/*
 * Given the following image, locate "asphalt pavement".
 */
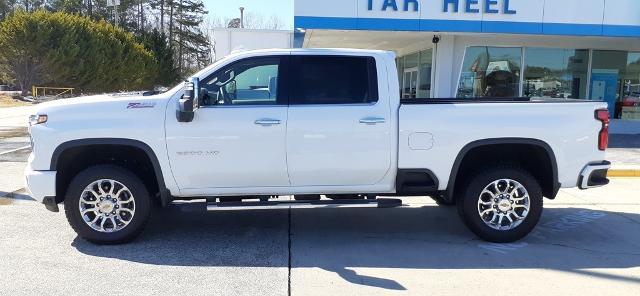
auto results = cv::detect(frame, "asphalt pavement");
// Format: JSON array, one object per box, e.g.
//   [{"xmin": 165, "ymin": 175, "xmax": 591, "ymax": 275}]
[{"xmin": 1, "ymin": 180, "xmax": 640, "ymax": 295}]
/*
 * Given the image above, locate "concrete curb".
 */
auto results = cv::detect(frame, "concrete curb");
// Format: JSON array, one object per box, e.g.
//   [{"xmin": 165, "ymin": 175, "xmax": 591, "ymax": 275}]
[{"xmin": 608, "ymin": 169, "xmax": 640, "ymax": 178}]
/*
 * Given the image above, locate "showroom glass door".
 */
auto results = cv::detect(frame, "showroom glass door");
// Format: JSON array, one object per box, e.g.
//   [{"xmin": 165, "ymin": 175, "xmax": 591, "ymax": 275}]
[
  {"xmin": 403, "ymin": 68, "xmax": 418, "ymax": 99},
  {"xmin": 590, "ymin": 50, "xmax": 640, "ymax": 119}
]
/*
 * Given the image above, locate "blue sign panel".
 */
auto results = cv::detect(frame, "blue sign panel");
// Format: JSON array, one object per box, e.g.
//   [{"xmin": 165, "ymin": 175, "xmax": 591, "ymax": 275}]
[
  {"xmin": 367, "ymin": 0, "xmax": 517, "ymax": 14},
  {"xmin": 295, "ymin": 0, "xmax": 640, "ymax": 38}
]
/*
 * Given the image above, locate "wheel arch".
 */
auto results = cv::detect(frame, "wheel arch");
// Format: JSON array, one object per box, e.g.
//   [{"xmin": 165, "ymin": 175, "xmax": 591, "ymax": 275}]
[
  {"xmin": 444, "ymin": 138, "xmax": 560, "ymax": 203},
  {"xmin": 51, "ymin": 138, "xmax": 171, "ymax": 206}
]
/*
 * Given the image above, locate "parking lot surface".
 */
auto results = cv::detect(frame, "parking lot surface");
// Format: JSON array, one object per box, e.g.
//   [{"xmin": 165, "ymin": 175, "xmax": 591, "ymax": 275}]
[
  {"xmin": 2, "ymin": 179, "xmax": 640, "ymax": 295},
  {"xmin": 1, "ymin": 109, "xmax": 639, "ymax": 295}
]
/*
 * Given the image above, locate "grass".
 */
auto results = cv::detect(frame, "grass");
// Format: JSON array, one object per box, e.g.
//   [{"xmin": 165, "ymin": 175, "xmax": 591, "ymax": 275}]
[{"xmin": 0, "ymin": 95, "xmax": 32, "ymax": 107}]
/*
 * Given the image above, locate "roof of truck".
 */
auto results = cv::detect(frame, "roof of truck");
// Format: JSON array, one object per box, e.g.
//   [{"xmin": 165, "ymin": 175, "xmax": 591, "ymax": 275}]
[
  {"xmin": 228, "ymin": 47, "xmax": 394, "ymax": 57},
  {"xmin": 194, "ymin": 48, "xmax": 396, "ymax": 80}
]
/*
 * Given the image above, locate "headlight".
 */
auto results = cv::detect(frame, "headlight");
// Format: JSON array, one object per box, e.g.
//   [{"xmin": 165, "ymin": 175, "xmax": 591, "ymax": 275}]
[{"xmin": 29, "ymin": 114, "xmax": 47, "ymax": 126}]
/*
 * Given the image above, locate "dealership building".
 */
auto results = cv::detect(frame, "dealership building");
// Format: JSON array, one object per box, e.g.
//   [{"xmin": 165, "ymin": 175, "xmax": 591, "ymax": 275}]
[{"xmin": 292, "ymin": 0, "xmax": 640, "ymax": 127}]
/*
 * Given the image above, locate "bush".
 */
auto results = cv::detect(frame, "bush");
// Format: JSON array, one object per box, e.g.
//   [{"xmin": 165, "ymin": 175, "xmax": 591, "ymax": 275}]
[{"xmin": 0, "ymin": 10, "xmax": 158, "ymax": 94}]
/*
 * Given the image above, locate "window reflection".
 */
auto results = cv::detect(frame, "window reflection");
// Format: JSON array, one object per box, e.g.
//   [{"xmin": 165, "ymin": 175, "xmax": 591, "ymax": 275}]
[
  {"xmin": 590, "ymin": 51, "xmax": 640, "ymax": 120},
  {"xmin": 457, "ymin": 47, "xmax": 521, "ymax": 98},
  {"xmin": 523, "ymin": 48, "xmax": 589, "ymax": 100}
]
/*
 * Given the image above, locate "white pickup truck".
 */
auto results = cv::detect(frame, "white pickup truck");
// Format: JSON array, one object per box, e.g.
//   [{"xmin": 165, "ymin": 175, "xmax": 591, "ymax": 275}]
[{"xmin": 25, "ymin": 49, "xmax": 611, "ymax": 244}]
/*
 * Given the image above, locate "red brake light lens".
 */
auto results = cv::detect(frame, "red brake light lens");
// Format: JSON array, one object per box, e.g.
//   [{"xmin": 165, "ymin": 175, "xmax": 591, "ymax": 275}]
[{"xmin": 595, "ymin": 109, "xmax": 609, "ymax": 151}]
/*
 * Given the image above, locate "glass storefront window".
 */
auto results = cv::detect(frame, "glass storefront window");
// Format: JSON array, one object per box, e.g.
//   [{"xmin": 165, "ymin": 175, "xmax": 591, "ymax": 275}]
[
  {"xmin": 591, "ymin": 51, "xmax": 640, "ymax": 120},
  {"xmin": 622, "ymin": 53, "xmax": 640, "ymax": 120},
  {"xmin": 397, "ymin": 57, "xmax": 405, "ymax": 88},
  {"xmin": 397, "ymin": 49, "xmax": 433, "ymax": 99},
  {"xmin": 418, "ymin": 49, "xmax": 432, "ymax": 98},
  {"xmin": 457, "ymin": 47, "xmax": 522, "ymax": 98},
  {"xmin": 523, "ymin": 48, "xmax": 589, "ymax": 100},
  {"xmin": 404, "ymin": 53, "xmax": 419, "ymax": 69}
]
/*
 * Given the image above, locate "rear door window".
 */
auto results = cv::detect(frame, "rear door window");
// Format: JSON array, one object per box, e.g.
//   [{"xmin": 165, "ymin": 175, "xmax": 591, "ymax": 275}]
[{"xmin": 289, "ymin": 56, "xmax": 378, "ymax": 105}]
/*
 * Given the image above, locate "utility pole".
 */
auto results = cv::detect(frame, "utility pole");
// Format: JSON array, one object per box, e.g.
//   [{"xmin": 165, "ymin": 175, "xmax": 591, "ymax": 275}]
[{"xmin": 239, "ymin": 7, "xmax": 245, "ymax": 28}]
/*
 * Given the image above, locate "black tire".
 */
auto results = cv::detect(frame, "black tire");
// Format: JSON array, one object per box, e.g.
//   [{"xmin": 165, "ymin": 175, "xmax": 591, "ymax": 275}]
[
  {"xmin": 430, "ymin": 194, "xmax": 455, "ymax": 206},
  {"xmin": 64, "ymin": 165, "xmax": 152, "ymax": 244},
  {"xmin": 457, "ymin": 165, "xmax": 543, "ymax": 243}
]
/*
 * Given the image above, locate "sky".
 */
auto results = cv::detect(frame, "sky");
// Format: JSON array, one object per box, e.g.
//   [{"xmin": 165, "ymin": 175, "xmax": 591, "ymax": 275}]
[{"xmin": 202, "ymin": 0, "xmax": 294, "ymax": 29}]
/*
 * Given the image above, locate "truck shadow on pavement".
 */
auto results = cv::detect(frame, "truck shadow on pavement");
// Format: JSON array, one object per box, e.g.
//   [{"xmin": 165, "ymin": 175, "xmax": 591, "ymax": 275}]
[{"xmin": 72, "ymin": 205, "xmax": 640, "ymax": 290}]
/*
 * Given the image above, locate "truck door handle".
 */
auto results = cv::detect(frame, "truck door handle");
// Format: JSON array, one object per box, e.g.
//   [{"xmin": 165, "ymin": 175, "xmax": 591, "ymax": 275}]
[
  {"xmin": 255, "ymin": 118, "xmax": 281, "ymax": 126},
  {"xmin": 359, "ymin": 117, "xmax": 386, "ymax": 125}
]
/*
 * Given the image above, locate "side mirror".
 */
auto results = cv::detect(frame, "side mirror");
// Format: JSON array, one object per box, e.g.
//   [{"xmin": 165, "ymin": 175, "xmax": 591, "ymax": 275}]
[{"xmin": 177, "ymin": 77, "xmax": 200, "ymax": 122}]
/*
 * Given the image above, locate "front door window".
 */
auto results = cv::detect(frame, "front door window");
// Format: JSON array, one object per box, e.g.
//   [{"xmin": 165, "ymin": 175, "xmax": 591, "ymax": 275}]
[{"xmin": 202, "ymin": 57, "xmax": 283, "ymax": 106}]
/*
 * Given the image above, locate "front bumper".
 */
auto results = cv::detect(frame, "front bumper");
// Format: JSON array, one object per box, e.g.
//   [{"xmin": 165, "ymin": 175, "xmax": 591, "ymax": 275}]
[
  {"xmin": 578, "ymin": 161, "xmax": 611, "ymax": 190},
  {"xmin": 24, "ymin": 166, "xmax": 57, "ymax": 210}
]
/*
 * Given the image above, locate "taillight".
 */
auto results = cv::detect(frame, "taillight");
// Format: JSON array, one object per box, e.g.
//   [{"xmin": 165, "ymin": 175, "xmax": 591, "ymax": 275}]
[{"xmin": 595, "ymin": 109, "xmax": 609, "ymax": 151}]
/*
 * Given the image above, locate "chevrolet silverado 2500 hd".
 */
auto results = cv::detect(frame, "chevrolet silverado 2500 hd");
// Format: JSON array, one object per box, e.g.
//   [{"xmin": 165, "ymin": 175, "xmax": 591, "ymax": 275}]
[{"xmin": 25, "ymin": 49, "xmax": 611, "ymax": 244}]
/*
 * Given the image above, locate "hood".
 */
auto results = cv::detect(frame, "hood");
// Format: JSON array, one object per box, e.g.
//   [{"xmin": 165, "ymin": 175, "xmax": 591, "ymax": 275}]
[
  {"xmin": 33, "ymin": 93, "xmax": 171, "ymax": 116},
  {"xmin": 31, "ymin": 93, "xmax": 174, "ymax": 129}
]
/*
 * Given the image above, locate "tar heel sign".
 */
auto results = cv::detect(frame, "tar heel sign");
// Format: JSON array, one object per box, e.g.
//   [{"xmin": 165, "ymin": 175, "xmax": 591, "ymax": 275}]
[{"xmin": 367, "ymin": 0, "xmax": 517, "ymax": 14}]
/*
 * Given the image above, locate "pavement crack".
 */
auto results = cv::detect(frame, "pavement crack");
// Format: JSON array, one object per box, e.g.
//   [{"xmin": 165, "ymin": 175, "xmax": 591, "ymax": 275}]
[{"xmin": 287, "ymin": 207, "xmax": 292, "ymax": 296}]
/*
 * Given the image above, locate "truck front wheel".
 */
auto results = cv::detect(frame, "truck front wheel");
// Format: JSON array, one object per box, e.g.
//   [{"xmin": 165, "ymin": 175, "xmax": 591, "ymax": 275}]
[
  {"xmin": 64, "ymin": 165, "xmax": 152, "ymax": 244},
  {"xmin": 457, "ymin": 166, "xmax": 543, "ymax": 243}
]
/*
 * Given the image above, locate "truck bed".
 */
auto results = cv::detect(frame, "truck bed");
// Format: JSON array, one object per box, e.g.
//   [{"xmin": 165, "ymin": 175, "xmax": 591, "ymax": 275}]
[{"xmin": 397, "ymin": 99, "xmax": 608, "ymax": 191}]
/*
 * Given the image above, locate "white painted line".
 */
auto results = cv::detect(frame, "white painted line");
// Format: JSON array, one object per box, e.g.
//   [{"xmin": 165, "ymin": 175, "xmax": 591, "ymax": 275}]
[{"xmin": 0, "ymin": 145, "xmax": 30, "ymax": 156}]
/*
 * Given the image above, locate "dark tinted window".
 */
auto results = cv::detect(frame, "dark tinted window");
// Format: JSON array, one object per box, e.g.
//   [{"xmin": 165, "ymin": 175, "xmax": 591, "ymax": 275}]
[{"xmin": 290, "ymin": 56, "xmax": 378, "ymax": 105}]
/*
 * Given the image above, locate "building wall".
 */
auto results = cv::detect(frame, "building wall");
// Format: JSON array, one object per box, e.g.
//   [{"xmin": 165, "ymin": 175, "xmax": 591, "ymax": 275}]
[{"xmin": 212, "ymin": 28, "xmax": 293, "ymax": 61}]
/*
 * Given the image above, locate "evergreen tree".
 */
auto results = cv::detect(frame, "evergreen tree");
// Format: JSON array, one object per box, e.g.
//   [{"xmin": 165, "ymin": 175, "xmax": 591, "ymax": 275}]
[
  {"xmin": 0, "ymin": 0, "xmax": 219, "ymax": 90},
  {"xmin": 0, "ymin": 10, "xmax": 157, "ymax": 93},
  {"xmin": 170, "ymin": 0, "xmax": 209, "ymax": 76},
  {"xmin": 49, "ymin": 0, "xmax": 83, "ymax": 14},
  {"xmin": 139, "ymin": 28, "xmax": 178, "ymax": 86},
  {"xmin": 148, "ymin": 0, "xmax": 164, "ymax": 32}
]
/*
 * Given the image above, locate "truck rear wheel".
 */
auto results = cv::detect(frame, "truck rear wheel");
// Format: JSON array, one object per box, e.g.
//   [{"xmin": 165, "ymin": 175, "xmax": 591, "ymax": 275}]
[
  {"xmin": 64, "ymin": 165, "xmax": 152, "ymax": 244},
  {"xmin": 457, "ymin": 166, "xmax": 543, "ymax": 243}
]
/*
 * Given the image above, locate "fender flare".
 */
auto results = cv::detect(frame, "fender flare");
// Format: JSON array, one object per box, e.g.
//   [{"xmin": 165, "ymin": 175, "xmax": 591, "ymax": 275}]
[
  {"xmin": 50, "ymin": 138, "xmax": 171, "ymax": 206},
  {"xmin": 444, "ymin": 138, "xmax": 560, "ymax": 202}
]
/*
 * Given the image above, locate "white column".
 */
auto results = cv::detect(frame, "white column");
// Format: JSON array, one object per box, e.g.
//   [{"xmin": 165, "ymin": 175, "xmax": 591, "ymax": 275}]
[{"xmin": 432, "ymin": 35, "xmax": 456, "ymax": 98}]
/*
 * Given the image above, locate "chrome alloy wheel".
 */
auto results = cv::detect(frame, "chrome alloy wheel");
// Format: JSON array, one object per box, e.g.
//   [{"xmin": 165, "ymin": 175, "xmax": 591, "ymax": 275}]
[
  {"xmin": 78, "ymin": 179, "xmax": 136, "ymax": 233},
  {"xmin": 477, "ymin": 179, "xmax": 530, "ymax": 231}
]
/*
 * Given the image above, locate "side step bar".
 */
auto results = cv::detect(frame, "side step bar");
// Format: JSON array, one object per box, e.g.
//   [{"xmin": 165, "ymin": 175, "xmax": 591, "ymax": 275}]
[{"xmin": 206, "ymin": 198, "xmax": 403, "ymax": 211}]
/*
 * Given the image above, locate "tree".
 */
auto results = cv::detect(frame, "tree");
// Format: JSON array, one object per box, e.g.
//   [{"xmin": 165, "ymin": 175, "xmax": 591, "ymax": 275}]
[
  {"xmin": 139, "ymin": 28, "xmax": 178, "ymax": 86},
  {"xmin": 170, "ymin": 0, "xmax": 209, "ymax": 76},
  {"xmin": 226, "ymin": 17, "xmax": 239, "ymax": 28},
  {"xmin": 243, "ymin": 12, "xmax": 286, "ymax": 30},
  {"xmin": 0, "ymin": 0, "xmax": 17, "ymax": 21},
  {"xmin": 149, "ymin": 0, "xmax": 164, "ymax": 32},
  {"xmin": 0, "ymin": 9, "xmax": 157, "ymax": 93},
  {"xmin": 209, "ymin": 13, "xmax": 287, "ymax": 30},
  {"xmin": 49, "ymin": 0, "xmax": 84, "ymax": 14}
]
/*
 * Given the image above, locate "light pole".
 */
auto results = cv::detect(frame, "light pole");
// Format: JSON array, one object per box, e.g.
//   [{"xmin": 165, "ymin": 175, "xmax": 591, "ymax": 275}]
[{"xmin": 239, "ymin": 7, "xmax": 245, "ymax": 28}]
